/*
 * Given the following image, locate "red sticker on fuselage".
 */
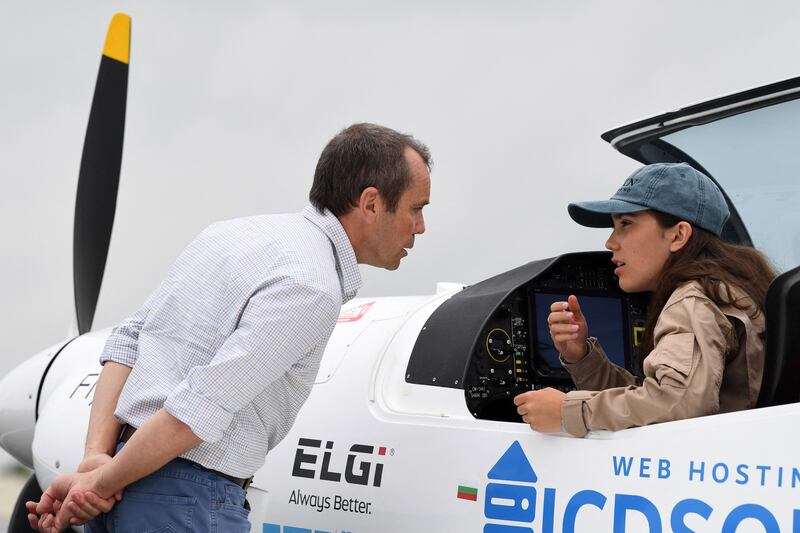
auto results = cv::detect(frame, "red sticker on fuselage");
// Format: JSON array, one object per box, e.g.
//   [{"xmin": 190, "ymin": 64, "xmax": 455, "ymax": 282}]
[{"xmin": 337, "ymin": 301, "xmax": 375, "ymax": 323}]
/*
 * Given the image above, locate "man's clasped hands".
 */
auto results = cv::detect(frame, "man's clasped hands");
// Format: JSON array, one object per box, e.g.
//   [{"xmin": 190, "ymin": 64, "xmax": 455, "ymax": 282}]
[{"xmin": 25, "ymin": 452, "xmax": 122, "ymax": 532}]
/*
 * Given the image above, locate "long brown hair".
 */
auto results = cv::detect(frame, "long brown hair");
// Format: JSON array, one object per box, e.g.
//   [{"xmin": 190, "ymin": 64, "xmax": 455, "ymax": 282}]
[{"xmin": 640, "ymin": 211, "xmax": 777, "ymax": 356}]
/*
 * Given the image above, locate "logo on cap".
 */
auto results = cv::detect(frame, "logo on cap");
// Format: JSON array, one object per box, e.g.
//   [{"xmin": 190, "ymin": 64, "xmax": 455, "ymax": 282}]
[{"xmin": 617, "ymin": 176, "xmax": 638, "ymax": 194}]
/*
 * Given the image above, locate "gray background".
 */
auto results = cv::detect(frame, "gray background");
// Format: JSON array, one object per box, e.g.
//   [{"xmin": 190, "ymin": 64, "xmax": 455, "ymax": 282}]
[
  {"xmin": 1, "ymin": 0, "xmax": 799, "ymax": 518},
  {"xmin": 2, "ymin": 0, "xmax": 799, "ymax": 378}
]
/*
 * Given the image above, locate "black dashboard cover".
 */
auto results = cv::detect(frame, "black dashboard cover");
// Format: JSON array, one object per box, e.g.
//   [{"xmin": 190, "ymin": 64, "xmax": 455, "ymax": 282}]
[{"xmin": 405, "ymin": 255, "xmax": 560, "ymax": 389}]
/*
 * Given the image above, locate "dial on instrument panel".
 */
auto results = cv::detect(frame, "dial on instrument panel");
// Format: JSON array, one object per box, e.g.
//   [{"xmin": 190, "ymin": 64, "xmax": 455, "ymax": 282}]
[{"xmin": 486, "ymin": 328, "xmax": 512, "ymax": 363}]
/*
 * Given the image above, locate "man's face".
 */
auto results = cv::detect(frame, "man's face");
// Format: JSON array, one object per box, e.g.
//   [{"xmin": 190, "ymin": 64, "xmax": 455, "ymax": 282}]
[{"xmin": 372, "ymin": 147, "xmax": 430, "ymax": 270}]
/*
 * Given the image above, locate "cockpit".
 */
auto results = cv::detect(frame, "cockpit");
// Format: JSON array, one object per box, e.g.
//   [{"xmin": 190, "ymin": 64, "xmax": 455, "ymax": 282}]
[
  {"xmin": 405, "ymin": 76, "xmax": 800, "ymax": 422},
  {"xmin": 405, "ymin": 251, "xmax": 649, "ymax": 422}
]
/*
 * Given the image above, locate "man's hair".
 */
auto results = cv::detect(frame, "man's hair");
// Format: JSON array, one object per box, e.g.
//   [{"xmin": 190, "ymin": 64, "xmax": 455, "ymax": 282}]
[{"xmin": 309, "ymin": 123, "xmax": 431, "ymax": 216}]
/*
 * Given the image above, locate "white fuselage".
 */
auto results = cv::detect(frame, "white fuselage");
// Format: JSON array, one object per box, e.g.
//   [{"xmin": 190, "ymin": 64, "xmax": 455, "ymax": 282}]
[{"xmin": 20, "ymin": 293, "xmax": 800, "ymax": 533}]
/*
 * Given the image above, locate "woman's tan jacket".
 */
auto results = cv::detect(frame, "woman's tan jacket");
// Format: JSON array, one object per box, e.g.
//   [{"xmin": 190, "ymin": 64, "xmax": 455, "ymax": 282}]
[{"xmin": 561, "ymin": 281, "xmax": 765, "ymax": 437}]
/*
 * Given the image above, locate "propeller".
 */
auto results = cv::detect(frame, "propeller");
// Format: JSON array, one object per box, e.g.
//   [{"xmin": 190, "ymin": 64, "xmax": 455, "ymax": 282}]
[
  {"xmin": 73, "ymin": 13, "xmax": 131, "ymax": 334},
  {"xmin": 0, "ymin": 15, "xmax": 133, "ymax": 519}
]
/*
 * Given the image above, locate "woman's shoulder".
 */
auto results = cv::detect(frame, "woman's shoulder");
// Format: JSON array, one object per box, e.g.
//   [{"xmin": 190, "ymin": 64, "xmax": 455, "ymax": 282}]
[
  {"xmin": 664, "ymin": 280, "xmax": 709, "ymax": 306},
  {"xmin": 664, "ymin": 280, "xmax": 760, "ymax": 320},
  {"xmin": 655, "ymin": 282, "xmax": 733, "ymax": 340},
  {"xmin": 661, "ymin": 281, "xmax": 735, "ymax": 323}
]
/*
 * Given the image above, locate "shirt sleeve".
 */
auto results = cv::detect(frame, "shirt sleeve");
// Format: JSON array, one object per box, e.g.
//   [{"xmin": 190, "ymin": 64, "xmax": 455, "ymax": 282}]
[
  {"xmin": 561, "ymin": 337, "xmax": 639, "ymax": 390},
  {"xmin": 99, "ymin": 304, "xmax": 151, "ymax": 368},
  {"xmin": 561, "ymin": 294, "xmax": 732, "ymax": 437},
  {"xmin": 164, "ymin": 282, "xmax": 339, "ymax": 443}
]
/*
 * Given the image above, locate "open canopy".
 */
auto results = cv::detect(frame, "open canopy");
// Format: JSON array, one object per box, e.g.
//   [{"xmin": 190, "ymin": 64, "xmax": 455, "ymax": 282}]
[{"xmin": 602, "ymin": 76, "xmax": 800, "ymax": 272}]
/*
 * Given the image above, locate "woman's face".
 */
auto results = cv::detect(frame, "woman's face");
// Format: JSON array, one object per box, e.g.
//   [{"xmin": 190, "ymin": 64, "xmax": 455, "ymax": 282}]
[{"xmin": 605, "ymin": 211, "xmax": 676, "ymax": 292}]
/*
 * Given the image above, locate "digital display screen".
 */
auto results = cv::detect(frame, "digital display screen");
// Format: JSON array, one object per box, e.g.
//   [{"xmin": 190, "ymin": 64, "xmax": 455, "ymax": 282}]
[{"xmin": 531, "ymin": 291, "xmax": 627, "ymax": 371}]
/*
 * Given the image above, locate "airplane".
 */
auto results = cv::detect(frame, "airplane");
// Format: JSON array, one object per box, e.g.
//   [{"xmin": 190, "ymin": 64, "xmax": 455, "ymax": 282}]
[{"xmin": 1, "ymin": 12, "xmax": 799, "ymax": 533}]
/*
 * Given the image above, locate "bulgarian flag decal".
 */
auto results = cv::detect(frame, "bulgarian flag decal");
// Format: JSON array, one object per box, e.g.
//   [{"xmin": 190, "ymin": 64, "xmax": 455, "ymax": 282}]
[{"xmin": 457, "ymin": 485, "xmax": 478, "ymax": 501}]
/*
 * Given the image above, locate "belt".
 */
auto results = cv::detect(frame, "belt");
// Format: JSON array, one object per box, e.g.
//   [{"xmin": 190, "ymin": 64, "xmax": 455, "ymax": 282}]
[{"xmin": 118, "ymin": 424, "xmax": 253, "ymax": 490}]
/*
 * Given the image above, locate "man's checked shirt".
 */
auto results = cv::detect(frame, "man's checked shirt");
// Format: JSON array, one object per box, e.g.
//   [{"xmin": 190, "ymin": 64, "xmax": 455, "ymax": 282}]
[{"xmin": 100, "ymin": 206, "xmax": 361, "ymax": 477}]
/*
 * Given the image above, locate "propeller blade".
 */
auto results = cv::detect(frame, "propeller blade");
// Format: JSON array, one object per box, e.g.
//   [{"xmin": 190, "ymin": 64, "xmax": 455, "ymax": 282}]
[{"xmin": 73, "ymin": 13, "xmax": 131, "ymax": 334}]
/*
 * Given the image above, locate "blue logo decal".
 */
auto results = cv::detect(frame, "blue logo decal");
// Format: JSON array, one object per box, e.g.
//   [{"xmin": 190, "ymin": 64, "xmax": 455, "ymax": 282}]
[
  {"xmin": 481, "ymin": 442, "xmax": 800, "ymax": 532},
  {"xmin": 263, "ymin": 524, "xmax": 346, "ymax": 533},
  {"xmin": 485, "ymin": 483, "xmax": 536, "ymax": 522},
  {"xmin": 484, "ymin": 441, "xmax": 535, "ymax": 533},
  {"xmin": 488, "ymin": 440, "xmax": 537, "ymax": 483},
  {"xmin": 484, "ymin": 525, "xmax": 534, "ymax": 533}
]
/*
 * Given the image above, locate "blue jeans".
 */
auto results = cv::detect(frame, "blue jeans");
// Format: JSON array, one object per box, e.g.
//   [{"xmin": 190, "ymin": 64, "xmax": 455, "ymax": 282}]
[{"xmin": 85, "ymin": 444, "xmax": 251, "ymax": 533}]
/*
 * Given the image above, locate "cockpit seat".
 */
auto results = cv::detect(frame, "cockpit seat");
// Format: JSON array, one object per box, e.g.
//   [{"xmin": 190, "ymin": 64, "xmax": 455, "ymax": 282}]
[{"xmin": 756, "ymin": 264, "xmax": 800, "ymax": 407}]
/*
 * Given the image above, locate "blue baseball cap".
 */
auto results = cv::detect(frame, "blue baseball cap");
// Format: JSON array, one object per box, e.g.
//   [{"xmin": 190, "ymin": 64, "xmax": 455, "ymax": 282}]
[{"xmin": 567, "ymin": 163, "xmax": 730, "ymax": 237}]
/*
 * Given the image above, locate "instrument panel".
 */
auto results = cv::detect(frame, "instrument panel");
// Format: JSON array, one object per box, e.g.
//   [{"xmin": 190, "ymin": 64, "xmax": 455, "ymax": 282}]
[{"xmin": 464, "ymin": 257, "xmax": 648, "ymax": 421}]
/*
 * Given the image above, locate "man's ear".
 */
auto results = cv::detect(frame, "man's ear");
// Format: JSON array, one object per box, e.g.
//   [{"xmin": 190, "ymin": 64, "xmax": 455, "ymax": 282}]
[
  {"xmin": 358, "ymin": 187, "xmax": 380, "ymax": 222},
  {"xmin": 669, "ymin": 221, "xmax": 693, "ymax": 252}
]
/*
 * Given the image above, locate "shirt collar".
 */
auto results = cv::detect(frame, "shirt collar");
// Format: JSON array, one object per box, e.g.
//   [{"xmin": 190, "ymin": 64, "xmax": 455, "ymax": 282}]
[{"xmin": 302, "ymin": 205, "xmax": 362, "ymax": 303}]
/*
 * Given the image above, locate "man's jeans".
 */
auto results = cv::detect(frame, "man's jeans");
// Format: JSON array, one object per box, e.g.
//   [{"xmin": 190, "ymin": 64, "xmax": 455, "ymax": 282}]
[{"xmin": 85, "ymin": 443, "xmax": 251, "ymax": 533}]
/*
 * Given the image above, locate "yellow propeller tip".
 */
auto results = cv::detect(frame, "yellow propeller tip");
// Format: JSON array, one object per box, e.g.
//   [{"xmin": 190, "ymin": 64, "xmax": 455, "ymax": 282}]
[{"xmin": 103, "ymin": 13, "xmax": 131, "ymax": 64}]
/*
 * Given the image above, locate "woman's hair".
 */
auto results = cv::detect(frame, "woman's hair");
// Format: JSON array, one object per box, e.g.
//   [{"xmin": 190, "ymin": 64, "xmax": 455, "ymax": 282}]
[{"xmin": 640, "ymin": 211, "xmax": 777, "ymax": 356}]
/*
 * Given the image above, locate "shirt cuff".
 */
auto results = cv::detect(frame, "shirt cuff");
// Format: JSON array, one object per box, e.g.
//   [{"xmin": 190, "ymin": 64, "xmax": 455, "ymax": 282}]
[
  {"xmin": 99, "ymin": 352, "xmax": 136, "ymax": 368},
  {"xmin": 562, "ymin": 391, "xmax": 594, "ymax": 437},
  {"xmin": 560, "ymin": 337, "xmax": 606, "ymax": 374},
  {"xmin": 164, "ymin": 381, "xmax": 233, "ymax": 443}
]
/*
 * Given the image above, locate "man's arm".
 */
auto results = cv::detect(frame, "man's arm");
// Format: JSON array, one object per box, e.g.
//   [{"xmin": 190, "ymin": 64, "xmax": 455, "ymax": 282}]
[
  {"xmin": 94, "ymin": 408, "xmax": 202, "ymax": 497},
  {"xmin": 27, "ymin": 358, "xmax": 134, "ymax": 530},
  {"xmin": 36, "ymin": 409, "xmax": 201, "ymax": 531},
  {"xmin": 84, "ymin": 361, "xmax": 132, "ymax": 458},
  {"xmin": 27, "ymin": 305, "xmax": 147, "ymax": 531},
  {"xmin": 100, "ymin": 303, "xmax": 150, "ymax": 368},
  {"xmin": 164, "ymin": 282, "xmax": 338, "ymax": 444},
  {"xmin": 37, "ymin": 282, "xmax": 336, "ymax": 530},
  {"xmin": 84, "ymin": 300, "xmax": 151, "ymax": 460}
]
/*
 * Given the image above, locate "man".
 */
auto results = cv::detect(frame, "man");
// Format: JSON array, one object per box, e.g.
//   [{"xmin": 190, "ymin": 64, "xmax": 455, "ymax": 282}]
[{"xmin": 27, "ymin": 122, "xmax": 431, "ymax": 532}]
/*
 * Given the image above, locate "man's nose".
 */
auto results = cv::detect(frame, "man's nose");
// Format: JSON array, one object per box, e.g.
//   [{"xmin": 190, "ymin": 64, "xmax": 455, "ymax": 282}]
[{"xmin": 416, "ymin": 214, "xmax": 426, "ymax": 235}]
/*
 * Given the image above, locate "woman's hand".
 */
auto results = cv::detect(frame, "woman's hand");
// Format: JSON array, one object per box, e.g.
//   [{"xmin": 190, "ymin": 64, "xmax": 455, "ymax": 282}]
[
  {"xmin": 513, "ymin": 388, "xmax": 566, "ymax": 432},
  {"xmin": 547, "ymin": 294, "xmax": 589, "ymax": 363}
]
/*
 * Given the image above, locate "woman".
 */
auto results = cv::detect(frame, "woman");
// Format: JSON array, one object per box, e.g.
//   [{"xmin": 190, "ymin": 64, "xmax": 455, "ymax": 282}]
[{"xmin": 514, "ymin": 162, "xmax": 775, "ymax": 437}]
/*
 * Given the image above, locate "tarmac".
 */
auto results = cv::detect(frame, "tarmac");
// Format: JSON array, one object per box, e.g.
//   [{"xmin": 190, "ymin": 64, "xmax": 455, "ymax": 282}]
[{"xmin": 0, "ymin": 449, "xmax": 33, "ymax": 531}]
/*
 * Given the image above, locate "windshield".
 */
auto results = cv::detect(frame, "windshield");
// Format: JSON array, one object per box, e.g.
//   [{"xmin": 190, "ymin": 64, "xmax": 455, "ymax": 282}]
[{"xmin": 661, "ymin": 99, "xmax": 800, "ymax": 272}]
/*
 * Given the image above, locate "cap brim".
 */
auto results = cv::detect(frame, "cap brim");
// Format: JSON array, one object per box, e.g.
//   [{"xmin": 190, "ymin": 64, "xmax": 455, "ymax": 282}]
[{"xmin": 568, "ymin": 200, "xmax": 649, "ymax": 228}]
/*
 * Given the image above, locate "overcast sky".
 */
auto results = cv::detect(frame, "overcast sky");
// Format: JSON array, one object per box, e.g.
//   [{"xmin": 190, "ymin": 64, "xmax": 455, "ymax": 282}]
[{"xmin": 2, "ymin": 0, "xmax": 799, "ymax": 376}]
